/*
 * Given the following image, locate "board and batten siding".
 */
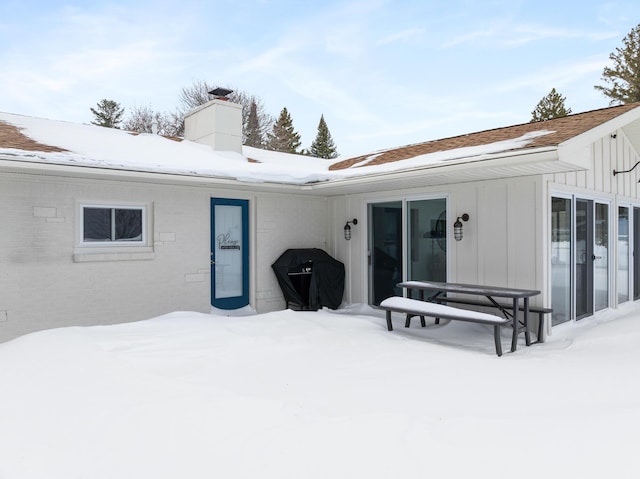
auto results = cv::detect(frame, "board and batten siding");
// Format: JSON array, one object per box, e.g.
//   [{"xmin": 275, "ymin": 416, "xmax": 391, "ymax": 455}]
[
  {"xmin": 0, "ymin": 172, "xmax": 328, "ymax": 342},
  {"xmin": 543, "ymin": 130, "xmax": 640, "ymax": 312},
  {"xmin": 329, "ymin": 175, "xmax": 543, "ymax": 307},
  {"xmin": 550, "ymin": 129, "xmax": 640, "ymax": 199}
]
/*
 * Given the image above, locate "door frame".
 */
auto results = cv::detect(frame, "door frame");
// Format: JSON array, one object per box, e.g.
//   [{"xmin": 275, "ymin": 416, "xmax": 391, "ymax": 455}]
[
  {"xmin": 550, "ymin": 192, "xmax": 613, "ymax": 324},
  {"xmin": 210, "ymin": 197, "xmax": 250, "ymax": 310},
  {"xmin": 366, "ymin": 194, "xmax": 450, "ymax": 306}
]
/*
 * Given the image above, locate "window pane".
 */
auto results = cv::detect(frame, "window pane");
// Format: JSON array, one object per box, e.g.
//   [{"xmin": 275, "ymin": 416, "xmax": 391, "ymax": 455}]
[
  {"xmin": 214, "ymin": 205, "xmax": 243, "ymax": 299},
  {"xmin": 368, "ymin": 201, "xmax": 403, "ymax": 306},
  {"xmin": 594, "ymin": 203, "xmax": 609, "ymax": 311},
  {"xmin": 407, "ymin": 199, "xmax": 446, "ymax": 283},
  {"xmin": 618, "ymin": 207, "xmax": 629, "ymax": 303},
  {"xmin": 83, "ymin": 208, "xmax": 112, "ymax": 241},
  {"xmin": 551, "ymin": 197, "xmax": 571, "ymax": 325},
  {"xmin": 115, "ymin": 209, "xmax": 143, "ymax": 241}
]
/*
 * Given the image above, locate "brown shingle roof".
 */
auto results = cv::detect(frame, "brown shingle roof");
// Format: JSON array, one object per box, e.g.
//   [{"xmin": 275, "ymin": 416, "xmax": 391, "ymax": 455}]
[
  {"xmin": 330, "ymin": 102, "xmax": 640, "ymax": 171},
  {"xmin": 0, "ymin": 120, "xmax": 68, "ymax": 153}
]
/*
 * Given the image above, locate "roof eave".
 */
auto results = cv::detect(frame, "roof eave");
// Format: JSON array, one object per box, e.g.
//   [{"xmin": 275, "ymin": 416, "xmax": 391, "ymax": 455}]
[
  {"xmin": 0, "ymin": 155, "xmax": 317, "ymax": 194},
  {"xmin": 303, "ymin": 147, "xmax": 566, "ymax": 194},
  {"xmin": 0, "ymin": 144, "xmax": 584, "ymax": 197},
  {"xmin": 560, "ymin": 105, "xmax": 640, "ymax": 150}
]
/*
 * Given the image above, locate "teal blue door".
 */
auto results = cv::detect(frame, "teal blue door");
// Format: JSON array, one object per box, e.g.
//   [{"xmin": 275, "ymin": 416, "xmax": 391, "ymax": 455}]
[{"xmin": 210, "ymin": 198, "xmax": 249, "ymax": 310}]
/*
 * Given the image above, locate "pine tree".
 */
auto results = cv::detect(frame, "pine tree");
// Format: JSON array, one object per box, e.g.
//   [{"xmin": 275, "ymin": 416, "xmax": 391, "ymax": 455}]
[
  {"xmin": 307, "ymin": 114, "xmax": 338, "ymax": 159},
  {"xmin": 265, "ymin": 107, "xmax": 302, "ymax": 153},
  {"xmin": 244, "ymin": 100, "xmax": 264, "ymax": 148},
  {"xmin": 90, "ymin": 99, "xmax": 125, "ymax": 128},
  {"xmin": 530, "ymin": 88, "xmax": 572, "ymax": 122},
  {"xmin": 594, "ymin": 23, "xmax": 640, "ymax": 105}
]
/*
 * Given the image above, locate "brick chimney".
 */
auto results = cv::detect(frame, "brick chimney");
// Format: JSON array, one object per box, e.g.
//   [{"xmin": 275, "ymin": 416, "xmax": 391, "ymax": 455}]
[{"xmin": 183, "ymin": 88, "xmax": 242, "ymax": 153}]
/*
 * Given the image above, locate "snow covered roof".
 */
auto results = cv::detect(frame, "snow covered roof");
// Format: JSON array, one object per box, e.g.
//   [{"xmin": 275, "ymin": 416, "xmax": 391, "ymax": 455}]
[
  {"xmin": 1, "ymin": 102, "xmax": 640, "ymax": 194},
  {"xmin": 331, "ymin": 102, "xmax": 640, "ymax": 170}
]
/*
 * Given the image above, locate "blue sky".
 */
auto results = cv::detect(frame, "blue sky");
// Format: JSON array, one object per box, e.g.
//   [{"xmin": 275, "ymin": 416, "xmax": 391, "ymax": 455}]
[{"xmin": 1, "ymin": 0, "xmax": 639, "ymax": 156}]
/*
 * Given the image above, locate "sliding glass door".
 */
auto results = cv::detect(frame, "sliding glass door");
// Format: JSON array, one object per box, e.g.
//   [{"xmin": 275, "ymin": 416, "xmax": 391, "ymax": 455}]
[
  {"xmin": 618, "ymin": 207, "xmax": 630, "ymax": 304},
  {"xmin": 369, "ymin": 202, "xmax": 403, "ymax": 306},
  {"xmin": 551, "ymin": 196, "xmax": 610, "ymax": 324},
  {"xmin": 551, "ymin": 197, "xmax": 572, "ymax": 325},
  {"xmin": 634, "ymin": 207, "xmax": 640, "ymax": 300},
  {"xmin": 575, "ymin": 199, "xmax": 594, "ymax": 319},
  {"xmin": 368, "ymin": 198, "xmax": 447, "ymax": 306},
  {"xmin": 407, "ymin": 198, "xmax": 447, "ymax": 284}
]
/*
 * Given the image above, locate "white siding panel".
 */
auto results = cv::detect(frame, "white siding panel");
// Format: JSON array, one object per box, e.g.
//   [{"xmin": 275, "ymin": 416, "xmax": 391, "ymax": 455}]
[
  {"xmin": 452, "ymin": 185, "xmax": 479, "ymax": 284},
  {"xmin": 476, "ymin": 183, "xmax": 508, "ymax": 287},
  {"xmin": 552, "ymin": 133, "xmax": 640, "ymax": 197},
  {"xmin": 507, "ymin": 180, "xmax": 538, "ymax": 289}
]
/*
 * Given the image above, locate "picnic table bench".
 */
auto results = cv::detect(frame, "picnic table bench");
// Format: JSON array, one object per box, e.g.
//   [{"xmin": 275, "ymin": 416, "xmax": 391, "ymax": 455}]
[
  {"xmin": 398, "ymin": 281, "xmax": 542, "ymax": 352},
  {"xmin": 427, "ymin": 296, "xmax": 551, "ymax": 344},
  {"xmin": 379, "ymin": 296, "xmax": 509, "ymax": 356}
]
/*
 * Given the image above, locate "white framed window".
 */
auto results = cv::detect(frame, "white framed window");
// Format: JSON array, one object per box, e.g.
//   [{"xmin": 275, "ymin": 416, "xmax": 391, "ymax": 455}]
[{"xmin": 80, "ymin": 205, "xmax": 146, "ymax": 245}]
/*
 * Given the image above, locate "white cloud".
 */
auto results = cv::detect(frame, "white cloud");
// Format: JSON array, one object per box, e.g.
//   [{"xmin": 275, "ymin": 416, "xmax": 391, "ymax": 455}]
[{"xmin": 376, "ymin": 28, "xmax": 424, "ymax": 46}]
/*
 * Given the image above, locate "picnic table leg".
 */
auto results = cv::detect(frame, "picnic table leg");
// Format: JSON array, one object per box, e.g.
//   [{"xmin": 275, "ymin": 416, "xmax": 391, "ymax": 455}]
[
  {"xmin": 537, "ymin": 312, "xmax": 545, "ymax": 343},
  {"xmin": 511, "ymin": 298, "xmax": 519, "ymax": 352},
  {"xmin": 523, "ymin": 297, "xmax": 531, "ymax": 346},
  {"xmin": 404, "ymin": 314, "xmax": 427, "ymax": 328},
  {"xmin": 493, "ymin": 325, "xmax": 503, "ymax": 357},
  {"xmin": 386, "ymin": 311, "xmax": 393, "ymax": 331}
]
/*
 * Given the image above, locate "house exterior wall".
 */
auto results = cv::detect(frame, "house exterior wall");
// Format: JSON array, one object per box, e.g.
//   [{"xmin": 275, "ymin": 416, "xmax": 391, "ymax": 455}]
[
  {"xmin": 549, "ymin": 129, "xmax": 640, "ymax": 196},
  {"xmin": 329, "ymin": 129, "xmax": 640, "ymax": 319},
  {"xmin": 544, "ymin": 128, "xmax": 640, "ymax": 311},
  {"xmin": 328, "ymin": 175, "xmax": 544, "ymax": 307},
  {"xmin": 0, "ymin": 172, "xmax": 327, "ymax": 342}
]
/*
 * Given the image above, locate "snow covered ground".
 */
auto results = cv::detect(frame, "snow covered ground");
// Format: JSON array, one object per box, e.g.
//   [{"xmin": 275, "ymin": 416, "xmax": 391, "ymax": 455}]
[{"xmin": 1, "ymin": 304, "xmax": 639, "ymax": 479}]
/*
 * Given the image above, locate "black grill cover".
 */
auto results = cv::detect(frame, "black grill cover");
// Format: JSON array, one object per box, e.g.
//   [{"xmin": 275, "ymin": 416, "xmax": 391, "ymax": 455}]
[{"xmin": 271, "ymin": 248, "xmax": 345, "ymax": 310}]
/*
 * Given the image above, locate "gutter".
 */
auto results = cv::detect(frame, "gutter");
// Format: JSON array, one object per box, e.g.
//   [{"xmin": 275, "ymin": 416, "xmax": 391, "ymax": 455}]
[{"xmin": 1, "ymin": 145, "xmax": 564, "ymax": 195}]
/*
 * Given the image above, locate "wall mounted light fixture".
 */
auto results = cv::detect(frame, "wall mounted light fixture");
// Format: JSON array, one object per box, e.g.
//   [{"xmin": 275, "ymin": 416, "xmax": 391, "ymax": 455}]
[
  {"xmin": 613, "ymin": 160, "xmax": 640, "ymax": 179},
  {"xmin": 453, "ymin": 214, "xmax": 469, "ymax": 241},
  {"xmin": 344, "ymin": 219, "xmax": 358, "ymax": 240}
]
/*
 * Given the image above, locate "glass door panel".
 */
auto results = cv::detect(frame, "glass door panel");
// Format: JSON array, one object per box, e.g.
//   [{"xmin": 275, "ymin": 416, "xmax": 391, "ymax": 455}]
[
  {"xmin": 210, "ymin": 198, "xmax": 249, "ymax": 310},
  {"xmin": 368, "ymin": 201, "xmax": 403, "ymax": 306},
  {"xmin": 575, "ymin": 199, "xmax": 593, "ymax": 319},
  {"xmin": 634, "ymin": 207, "xmax": 640, "ymax": 300},
  {"xmin": 407, "ymin": 198, "xmax": 447, "ymax": 284},
  {"xmin": 551, "ymin": 197, "xmax": 572, "ymax": 326},
  {"xmin": 594, "ymin": 203, "xmax": 609, "ymax": 311},
  {"xmin": 618, "ymin": 207, "xmax": 629, "ymax": 304}
]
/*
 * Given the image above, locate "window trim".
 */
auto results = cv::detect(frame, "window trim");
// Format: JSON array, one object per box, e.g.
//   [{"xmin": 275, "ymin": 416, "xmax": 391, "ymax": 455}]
[{"xmin": 78, "ymin": 203, "xmax": 149, "ymax": 248}]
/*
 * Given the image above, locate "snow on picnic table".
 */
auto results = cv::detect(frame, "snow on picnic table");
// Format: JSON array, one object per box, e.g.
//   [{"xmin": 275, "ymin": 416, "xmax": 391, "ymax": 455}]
[{"xmin": 0, "ymin": 304, "xmax": 639, "ymax": 478}]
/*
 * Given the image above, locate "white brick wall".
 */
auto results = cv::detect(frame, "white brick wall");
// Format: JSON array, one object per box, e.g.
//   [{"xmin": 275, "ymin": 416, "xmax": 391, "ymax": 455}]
[
  {"xmin": 0, "ymin": 173, "xmax": 329, "ymax": 342},
  {"xmin": 255, "ymin": 195, "xmax": 328, "ymax": 312}
]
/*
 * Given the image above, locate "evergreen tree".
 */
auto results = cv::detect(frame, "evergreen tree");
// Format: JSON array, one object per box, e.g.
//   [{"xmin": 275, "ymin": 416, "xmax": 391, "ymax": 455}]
[
  {"xmin": 266, "ymin": 107, "xmax": 302, "ymax": 153},
  {"xmin": 530, "ymin": 88, "xmax": 572, "ymax": 122},
  {"xmin": 594, "ymin": 23, "xmax": 640, "ymax": 105},
  {"xmin": 90, "ymin": 99, "xmax": 125, "ymax": 128},
  {"xmin": 307, "ymin": 114, "xmax": 338, "ymax": 158},
  {"xmin": 244, "ymin": 100, "xmax": 264, "ymax": 148}
]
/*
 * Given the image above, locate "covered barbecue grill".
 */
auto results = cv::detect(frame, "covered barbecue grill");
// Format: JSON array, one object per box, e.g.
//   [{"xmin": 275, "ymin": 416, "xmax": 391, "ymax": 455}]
[{"xmin": 271, "ymin": 248, "xmax": 345, "ymax": 311}]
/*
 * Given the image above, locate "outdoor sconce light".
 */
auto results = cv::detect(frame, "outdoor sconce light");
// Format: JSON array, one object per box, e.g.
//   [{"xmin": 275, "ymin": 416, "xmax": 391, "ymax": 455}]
[
  {"xmin": 344, "ymin": 219, "xmax": 358, "ymax": 240},
  {"xmin": 613, "ymin": 160, "xmax": 640, "ymax": 179},
  {"xmin": 453, "ymin": 214, "xmax": 469, "ymax": 241}
]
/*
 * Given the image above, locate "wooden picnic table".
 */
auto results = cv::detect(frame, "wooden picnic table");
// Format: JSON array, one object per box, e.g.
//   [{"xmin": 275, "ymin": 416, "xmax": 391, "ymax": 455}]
[{"xmin": 397, "ymin": 280, "xmax": 541, "ymax": 352}]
